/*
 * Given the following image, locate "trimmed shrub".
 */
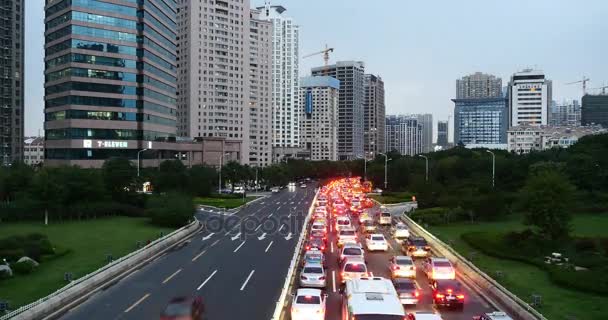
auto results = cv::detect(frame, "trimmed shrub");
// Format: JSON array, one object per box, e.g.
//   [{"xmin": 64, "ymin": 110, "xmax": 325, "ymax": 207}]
[
  {"xmin": 12, "ymin": 260, "xmax": 36, "ymax": 275},
  {"xmin": 549, "ymin": 266, "xmax": 608, "ymax": 295}
]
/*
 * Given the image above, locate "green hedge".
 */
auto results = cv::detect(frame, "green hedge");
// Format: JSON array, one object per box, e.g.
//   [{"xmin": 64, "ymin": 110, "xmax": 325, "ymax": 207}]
[
  {"xmin": 461, "ymin": 231, "xmax": 608, "ymax": 295},
  {"xmin": 409, "ymin": 207, "xmax": 470, "ymax": 226},
  {"xmin": 0, "ymin": 233, "xmax": 54, "ymax": 262},
  {"xmin": 12, "ymin": 260, "xmax": 36, "ymax": 275}
]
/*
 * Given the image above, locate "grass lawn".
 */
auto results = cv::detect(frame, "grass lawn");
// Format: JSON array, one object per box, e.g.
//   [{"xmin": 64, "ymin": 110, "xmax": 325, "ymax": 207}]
[
  {"xmin": 370, "ymin": 191, "xmax": 413, "ymax": 204},
  {"xmin": 0, "ymin": 217, "xmax": 172, "ymax": 309},
  {"xmin": 193, "ymin": 195, "xmax": 258, "ymax": 209},
  {"xmin": 427, "ymin": 213, "xmax": 608, "ymax": 320}
]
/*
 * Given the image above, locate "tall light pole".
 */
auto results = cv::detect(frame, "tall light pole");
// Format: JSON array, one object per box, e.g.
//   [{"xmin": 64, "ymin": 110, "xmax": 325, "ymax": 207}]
[
  {"xmin": 418, "ymin": 155, "xmax": 429, "ymax": 182},
  {"xmin": 218, "ymin": 152, "xmax": 230, "ymax": 194},
  {"xmin": 137, "ymin": 149, "xmax": 148, "ymax": 177},
  {"xmin": 379, "ymin": 153, "xmax": 391, "ymax": 190},
  {"xmin": 486, "ymin": 150, "xmax": 495, "ymax": 188}
]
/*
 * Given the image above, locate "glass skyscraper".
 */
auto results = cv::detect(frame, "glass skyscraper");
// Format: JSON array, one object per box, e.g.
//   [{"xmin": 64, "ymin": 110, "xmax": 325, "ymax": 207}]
[
  {"xmin": 44, "ymin": 0, "xmax": 178, "ymax": 167},
  {"xmin": 453, "ymin": 98, "xmax": 508, "ymax": 145}
]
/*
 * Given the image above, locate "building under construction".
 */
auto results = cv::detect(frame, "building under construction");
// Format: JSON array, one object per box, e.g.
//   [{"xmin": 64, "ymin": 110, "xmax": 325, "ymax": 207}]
[{"xmin": 0, "ymin": 0, "xmax": 24, "ymax": 165}]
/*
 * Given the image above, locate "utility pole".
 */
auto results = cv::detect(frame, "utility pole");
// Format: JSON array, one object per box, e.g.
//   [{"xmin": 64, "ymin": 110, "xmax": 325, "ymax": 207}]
[
  {"xmin": 137, "ymin": 149, "xmax": 148, "ymax": 177},
  {"xmin": 218, "ymin": 152, "xmax": 230, "ymax": 194},
  {"xmin": 379, "ymin": 153, "xmax": 391, "ymax": 190},
  {"xmin": 418, "ymin": 155, "xmax": 429, "ymax": 182},
  {"xmin": 486, "ymin": 150, "xmax": 495, "ymax": 188}
]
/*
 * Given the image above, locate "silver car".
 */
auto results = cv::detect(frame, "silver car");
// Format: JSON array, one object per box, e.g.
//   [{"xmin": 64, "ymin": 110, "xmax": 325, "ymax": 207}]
[{"xmin": 300, "ymin": 263, "xmax": 326, "ymax": 288}]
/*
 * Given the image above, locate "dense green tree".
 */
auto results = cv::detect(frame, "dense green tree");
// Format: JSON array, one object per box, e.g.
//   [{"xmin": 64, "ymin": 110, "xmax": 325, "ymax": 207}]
[
  {"xmin": 187, "ymin": 165, "xmax": 216, "ymax": 196},
  {"xmin": 518, "ymin": 169, "xmax": 576, "ymax": 240},
  {"xmin": 102, "ymin": 158, "xmax": 136, "ymax": 203},
  {"xmin": 155, "ymin": 160, "xmax": 188, "ymax": 193},
  {"xmin": 147, "ymin": 193, "xmax": 194, "ymax": 228}
]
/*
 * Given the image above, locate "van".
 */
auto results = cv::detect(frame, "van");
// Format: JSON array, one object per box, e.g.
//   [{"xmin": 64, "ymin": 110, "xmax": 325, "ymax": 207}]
[
  {"xmin": 335, "ymin": 216, "xmax": 352, "ymax": 232},
  {"xmin": 379, "ymin": 211, "xmax": 392, "ymax": 225}
]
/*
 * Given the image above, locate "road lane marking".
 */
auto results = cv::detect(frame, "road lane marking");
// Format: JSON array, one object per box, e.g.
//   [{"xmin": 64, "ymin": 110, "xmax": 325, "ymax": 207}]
[
  {"xmin": 162, "ymin": 269, "xmax": 182, "ymax": 284},
  {"xmin": 331, "ymin": 242, "xmax": 334, "ymax": 253},
  {"xmin": 240, "ymin": 270, "xmax": 255, "ymax": 291},
  {"xmin": 202, "ymin": 233, "xmax": 214, "ymax": 241},
  {"xmin": 279, "ymin": 224, "xmax": 285, "ymax": 232},
  {"xmin": 255, "ymin": 224, "xmax": 262, "ymax": 231},
  {"xmin": 192, "ymin": 250, "xmax": 207, "ymax": 262},
  {"xmin": 287, "ymin": 213, "xmax": 291, "ymax": 218},
  {"xmin": 211, "ymin": 239, "xmax": 220, "ymax": 247},
  {"xmin": 332, "ymin": 271, "xmax": 337, "ymax": 293},
  {"xmin": 124, "ymin": 293, "xmax": 150, "ymax": 313},
  {"xmin": 233, "ymin": 241, "xmax": 246, "ymax": 253},
  {"xmin": 265, "ymin": 241, "xmax": 274, "ymax": 253},
  {"xmin": 268, "ymin": 213, "xmax": 273, "ymax": 218},
  {"xmin": 197, "ymin": 270, "xmax": 218, "ymax": 290}
]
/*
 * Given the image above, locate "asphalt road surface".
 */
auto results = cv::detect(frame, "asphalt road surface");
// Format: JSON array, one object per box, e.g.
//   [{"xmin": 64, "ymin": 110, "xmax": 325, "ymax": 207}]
[
  {"xmin": 59, "ymin": 185, "xmax": 315, "ymax": 320},
  {"xmin": 286, "ymin": 203, "xmax": 496, "ymax": 320}
]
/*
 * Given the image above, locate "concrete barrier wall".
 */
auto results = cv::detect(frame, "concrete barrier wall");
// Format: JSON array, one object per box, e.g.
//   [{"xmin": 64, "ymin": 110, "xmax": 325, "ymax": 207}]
[
  {"xmin": 3, "ymin": 221, "xmax": 200, "ymax": 320},
  {"xmin": 401, "ymin": 214, "xmax": 547, "ymax": 320}
]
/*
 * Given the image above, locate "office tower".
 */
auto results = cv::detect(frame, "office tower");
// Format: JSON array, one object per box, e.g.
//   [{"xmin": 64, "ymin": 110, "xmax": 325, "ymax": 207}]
[
  {"xmin": 437, "ymin": 121, "xmax": 448, "ymax": 147},
  {"xmin": 177, "ymin": 0, "xmax": 253, "ymax": 164},
  {"xmin": 44, "ymin": 0, "xmax": 181, "ymax": 167},
  {"xmin": 453, "ymin": 98, "xmax": 508, "ymax": 145},
  {"xmin": 299, "ymin": 76, "xmax": 339, "ymax": 161},
  {"xmin": 312, "ymin": 61, "xmax": 365, "ymax": 160},
  {"xmin": 385, "ymin": 115, "xmax": 422, "ymax": 156},
  {"xmin": 363, "ymin": 74, "xmax": 386, "ymax": 157},
  {"xmin": 1, "ymin": 0, "xmax": 24, "ymax": 165},
  {"xmin": 549, "ymin": 100, "xmax": 581, "ymax": 127},
  {"xmin": 257, "ymin": 3, "xmax": 300, "ymax": 150},
  {"xmin": 247, "ymin": 9, "xmax": 273, "ymax": 167},
  {"xmin": 581, "ymin": 94, "xmax": 608, "ymax": 128},
  {"xmin": 456, "ymin": 72, "xmax": 502, "ymax": 99},
  {"xmin": 416, "ymin": 114, "xmax": 433, "ymax": 153},
  {"xmin": 508, "ymin": 69, "xmax": 552, "ymax": 126}
]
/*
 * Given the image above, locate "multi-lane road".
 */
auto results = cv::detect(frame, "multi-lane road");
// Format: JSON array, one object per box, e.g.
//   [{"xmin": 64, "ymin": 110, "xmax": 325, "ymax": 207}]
[
  {"xmin": 286, "ymin": 203, "xmax": 497, "ymax": 320},
  {"xmin": 59, "ymin": 185, "xmax": 315, "ymax": 320}
]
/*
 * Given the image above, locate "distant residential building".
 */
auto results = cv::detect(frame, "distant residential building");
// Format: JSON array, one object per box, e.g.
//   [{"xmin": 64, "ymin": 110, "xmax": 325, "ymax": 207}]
[
  {"xmin": 364, "ymin": 74, "xmax": 386, "ymax": 157},
  {"xmin": 465, "ymin": 143, "xmax": 507, "ymax": 150},
  {"xmin": 312, "ymin": 61, "xmax": 365, "ymax": 160},
  {"xmin": 507, "ymin": 125, "xmax": 605, "ymax": 154},
  {"xmin": 24, "ymin": 137, "xmax": 44, "ymax": 166},
  {"xmin": 1, "ymin": 0, "xmax": 24, "ymax": 164},
  {"xmin": 453, "ymin": 98, "xmax": 508, "ymax": 145},
  {"xmin": 581, "ymin": 94, "xmax": 608, "ymax": 128},
  {"xmin": 415, "ymin": 114, "xmax": 433, "ymax": 153},
  {"xmin": 257, "ymin": 3, "xmax": 300, "ymax": 150},
  {"xmin": 299, "ymin": 76, "xmax": 340, "ymax": 161},
  {"xmin": 508, "ymin": 69, "xmax": 552, "ymax": 126},
  {"xmin": 437, "ymin": 121, "xmax": 448, "ymax": 147},
  {"xmin": 549, "ymin": 100, "xmax": 581, "ymax": 127},
  {"xmin": 385, "ymin": 115, "xmax": 422, "ymax": 156},
  {"xmin": 456, "ymin": 72, "xmax": 502, "ymax": 99}
]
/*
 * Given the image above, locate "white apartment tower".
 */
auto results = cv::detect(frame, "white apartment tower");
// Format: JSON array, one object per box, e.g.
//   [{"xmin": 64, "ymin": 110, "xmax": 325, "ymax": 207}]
[
  {"xmin": 257, "ymin": 2, "xmax": 300, "ymax": 150},
  {"xmin": 299, "ymin": 76, "xmax": 340, "ymax": 161},
  {"xmin": 177, "ymin": 0, "xmax": 273, "ymax": 165},
  {"xmin": 508, "ymin": 69, "xmax": 552, "ymax": 127}
]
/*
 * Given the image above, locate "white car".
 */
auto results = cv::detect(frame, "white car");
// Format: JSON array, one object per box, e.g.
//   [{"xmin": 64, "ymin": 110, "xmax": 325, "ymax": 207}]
[
  {"xmin": 424, "ymin": 257, "xmax": 455, "ymax": 280},
  {"xmin": 365, "ymin": 234, "xmax": 389, "ymax": 251},
  {"xmin": 337, "ymin": 228, "xmax": 358, "ymax": 247},
  {"xmin": 389, "ymin": 256, "xmax": 416, "ymax": 278},
  {"xmin": 335, "ymin": 216, "xmax": 352, "ymax": 232},
  {"xmin": 291, "ymin": 288, "xmax": 326, "ymax": 320},
  {"xmin": 271, "ymin": 187, "xmax": 280, "ymax": 193},
  {"xmin": 406, "ymin": 311, "xmax": 444, "ymax": 320},
  {"xmin": 300, "ymin": 263, "xmax": 327, "ymax": 288},
  {"xmin": 392, "ymin": 222, "xmax": 410, "ymax": 240}
]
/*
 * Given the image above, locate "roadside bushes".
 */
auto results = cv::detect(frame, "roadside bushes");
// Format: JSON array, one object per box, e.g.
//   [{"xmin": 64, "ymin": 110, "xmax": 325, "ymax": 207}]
[
  {"xmin": 147, "ymin": 193, "xmax": 195, "ymax": 228},
  {"xmin": 0, "ymin": 233, "xmax": 54, "ymax": 263},
  {"xmin": 409, "ymin": 207, "xmax": 470, "ymax": 226},
  {"xmin": 12, "ymin": 260, "xmax": 36, "ymax": 275}
]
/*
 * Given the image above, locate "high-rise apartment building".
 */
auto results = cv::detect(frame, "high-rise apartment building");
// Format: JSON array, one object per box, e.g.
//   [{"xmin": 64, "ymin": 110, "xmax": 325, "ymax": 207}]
[
  {"xmin": 385, "ymin": 115, "xmax": 422, "ymax": 156},
  {"xmin": 437, "ymin": 120, "xmax": 448, "ymax": 147},
  {"xmin": 24, "ymin": 137, "xmax": 44, "ymax": 166},
  {"xmin": 456, "ymin": 72, "xmax": 502, "ymax": 99},
  {"xmin": 453, "ymin": 98, "xmax": 508, "ymax": 145},
  {"xmin": 257, "ymin": 3, "xmax": 300, "ymax": 150},
  {"xmin": 549, "ymin": 100, "xmax": 581, "ymax": 127},
  {"xmin": 312, "ymin": 61, "xmax": 365, "ymax": 160},
  {"xmin": 299, "ymin": 76, "xmax": 339, "ymax": 161},
  {"xmin": 44, "ymin": 0, "xmax": 185, "ymax": 167},
  {"xmin": 363, "ymin": 74, "xmax": 385, "ymax": 157},
  {"xmin": 1, "ymin": 0, "xmax": 24, "ymax": 165},
  {"xmin": 416, "ymin": 114, "xmax": 433, "ymax": 153},
  {"xmin": 581, "ymin": 94, "xmax": 608, "ymax": 128},
  {"xmin": 508, "ymin": 69, "xmax": 552, "ymax": 127},
  {"xmin": 247, "ymin": 9, "xmax": 272, "ymax": 166}
]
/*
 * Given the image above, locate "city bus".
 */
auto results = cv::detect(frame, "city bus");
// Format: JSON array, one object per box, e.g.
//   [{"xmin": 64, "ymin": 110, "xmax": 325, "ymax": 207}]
[{"xmin": 341, "ymin": 277, "xmax": 405, "ymax": 320}]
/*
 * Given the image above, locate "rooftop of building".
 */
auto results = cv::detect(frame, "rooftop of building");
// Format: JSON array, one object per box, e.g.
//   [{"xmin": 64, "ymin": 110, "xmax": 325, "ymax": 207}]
[
  {"xmin": 508, "ymin": 125, "xmax": 606, "ymax": 136},
  {"xmin": 311, "ymin": 61, "xmax": 365, "ymax": 72},
  {"xmin": 24, "ymin": 137, "xmax": 44, "ymax": 146},
  {"xmin": 300, "ymin": 76, "xmax": 340, "ymax": 89}
]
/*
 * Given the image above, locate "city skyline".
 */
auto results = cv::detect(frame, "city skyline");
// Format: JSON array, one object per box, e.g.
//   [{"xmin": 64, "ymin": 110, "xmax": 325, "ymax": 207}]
[{"xmin": 25, "ymin": 0, "xmax": 608, "ymax": 137}]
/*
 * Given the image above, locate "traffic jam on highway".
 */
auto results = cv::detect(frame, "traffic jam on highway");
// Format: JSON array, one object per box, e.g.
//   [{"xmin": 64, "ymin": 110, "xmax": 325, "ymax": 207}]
[{"xmin": 288, "ymin": 178, "xmax": 511, "ymax": 320}]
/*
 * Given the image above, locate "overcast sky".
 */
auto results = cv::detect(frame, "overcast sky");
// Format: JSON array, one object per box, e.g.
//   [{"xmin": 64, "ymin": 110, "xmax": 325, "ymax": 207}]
[{"xmin": 25, "ymin": 0, "xmax": 608, "ymax": 138}]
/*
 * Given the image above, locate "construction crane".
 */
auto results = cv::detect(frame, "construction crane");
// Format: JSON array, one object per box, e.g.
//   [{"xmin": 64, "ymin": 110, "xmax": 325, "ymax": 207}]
[
  {"xmin": 566, "ymin": 76, "xmax": 590, "ymax": 95},
  {"xmin": 590, "ymin": 85, "xmax": 608, "ymax": 95},
  {"xmin": 303, "ymin": 44, "xmax": 334, "ymax": 69}
]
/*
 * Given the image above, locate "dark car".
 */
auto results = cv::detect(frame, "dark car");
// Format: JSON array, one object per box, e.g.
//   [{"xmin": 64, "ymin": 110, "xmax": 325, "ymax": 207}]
[
  {"xmin": 431, "ymin": 279, "xmax": 465, "ymax": 308},
  {"xmin": 305, "ymin": 238, "xmax": 326, "ymax": 252},
  {"xmin": 393, "ymin": 278, "xmax": 420, "ymax": 305},
  {"xmin": 403, "ymin": 236, "xmax": 431, "ymax": 258},
  {"xmin": 161, "ymin": 296, "xmax": 205, "ymax": 320}
]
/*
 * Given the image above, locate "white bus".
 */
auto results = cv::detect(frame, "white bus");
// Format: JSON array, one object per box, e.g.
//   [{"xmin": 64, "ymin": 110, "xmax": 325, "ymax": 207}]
[{"xmin": 341, "ymin": 277, "xmax": 405, "ymax": 320}]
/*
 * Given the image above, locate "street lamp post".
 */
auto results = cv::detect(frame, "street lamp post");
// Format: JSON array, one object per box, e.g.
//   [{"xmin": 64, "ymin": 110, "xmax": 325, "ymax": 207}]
[
  {"xmin": 486, "ymin": 150, "xmax": 495, "ymax": 188},
  {"xmin": 418, "ymin": 155, "xmax": 429, "ymax": 182},
  {"xmin": 218, "ymin": 152, "xmax": 230, "ymax": 194},
  {"xmin": 379, "ymin": 153, "xmax": 391, "ymax": 190},
  {"xmin": 137, "ymin": 149, "xmax": 148, "ymax": 177}
]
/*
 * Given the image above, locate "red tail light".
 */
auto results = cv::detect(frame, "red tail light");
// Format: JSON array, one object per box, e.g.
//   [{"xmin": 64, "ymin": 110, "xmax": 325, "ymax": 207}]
[
  {"xmin": 414, "ymin": 291, "xmax": 420, "ymax": 297},
  {"xmin": 392, "ymin": 265, "xmax": 400, "ymax": 270},
  {"xmin": 457, "ymin": 294, "xmax": 465, "ymax": 300},
  {"xmin": 447, "ymin": 289, "xmax": 453, "ymax": 294},
  {"xmin": 319, "ymin": 276, "xmax": 326, "ymax": 280},
  {"xmin": 321, "ymin": 246, "xmax": 325, "ymax": 251},
  {"xmin": 435, "ymin": 293, "xmax": 445, "ymax": 299},
  {"xmin": 306, "ymin": 246, "xmax": 310, "ymax": 250}
]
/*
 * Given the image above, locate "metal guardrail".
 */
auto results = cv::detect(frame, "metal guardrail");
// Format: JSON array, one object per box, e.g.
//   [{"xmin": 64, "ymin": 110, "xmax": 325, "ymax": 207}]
[
  {"xmin": 400, "ymin": 213, "xmax": 548, "ymax": 320},
  {"xmin": 271, "ymin": 190, "xmax": 318, "ymax": 320},
  {"xmin": 0, "ymin": 220, "xmax": 199, "ymax": 320}
]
